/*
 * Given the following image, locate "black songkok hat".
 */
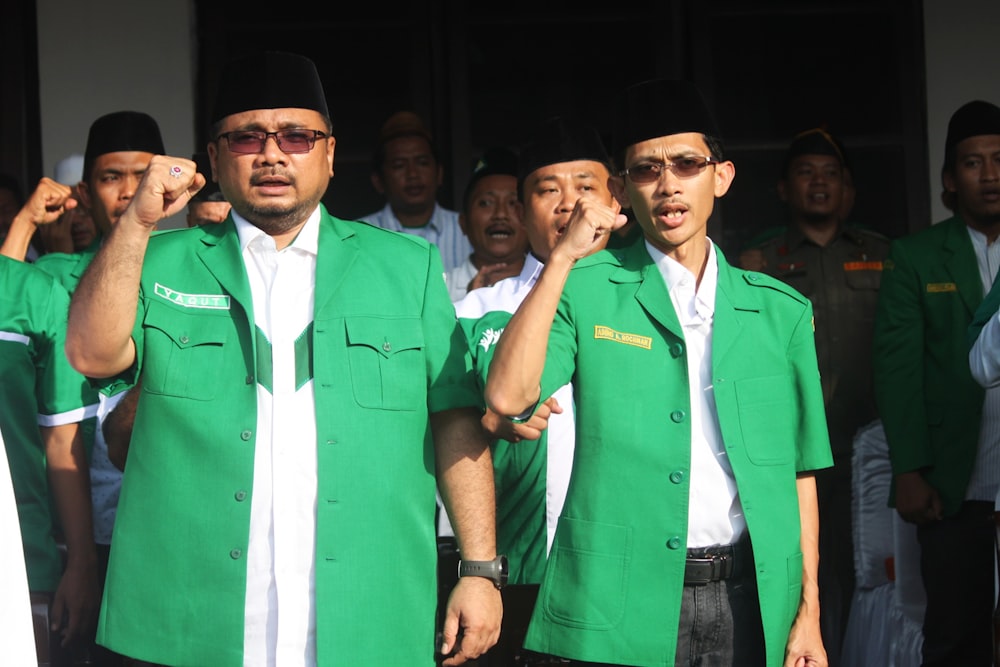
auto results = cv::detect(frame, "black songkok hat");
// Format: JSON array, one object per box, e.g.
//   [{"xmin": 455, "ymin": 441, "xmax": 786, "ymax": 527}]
[
  {"xmin": 210, "ymin": 51, "xmax": 329, "ymax": 125},
  {"xmin": 463, "ymin": 146, "xmax": 519, "ymax": 208},
  {"xmin": 782, "ymin": 128, "xmax": 850, "ymax": 174},
  {"xmin": 612, "ymin": 79, "xmax": 721, "ymax": 157},
  {"xmin": 191, "ymin": 152, "xmax": 226, "ymax": 203},
  {"xmin": 83, "ymin": 111, "xmax": 164, "ymax": 178},
  {"xmin": 517, "ymin": 116, "xmax": 612, "ymax": 189},
  {"xmin": 944, "ymin": 100, "xmax": 1000, "ymax": 169}
]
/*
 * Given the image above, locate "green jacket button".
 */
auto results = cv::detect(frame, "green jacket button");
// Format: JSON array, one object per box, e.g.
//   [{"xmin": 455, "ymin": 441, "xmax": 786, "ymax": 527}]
[
  {"xmin": 235, "ymin": 490, "xmax": 247, "ymax": 501},
  {"xmin": 666, "ymin": 537, "xmax": 682, "ymax": 550},
  {"xmin": 240, "ymin": 430, "xmax": 252, "ymax": 441},
  {"xmin": 230, "ymin": 548, "xmax": 242, "ymax": 559},
  {"xmin": 669, "ymin": 471, "xmax": 684, "ymax": 484},
  {"xmin": 670, "ymin": 410, "xmax": 685, "ymax": 423}
]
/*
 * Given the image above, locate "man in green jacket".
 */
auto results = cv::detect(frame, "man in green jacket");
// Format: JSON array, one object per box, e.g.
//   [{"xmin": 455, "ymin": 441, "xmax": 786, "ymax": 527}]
[
  {"xmin": 485, "ymin": 78, "xmax": 832, "ymax": 667},
  {"xmin": 873, "ymin": 99, "xmax": 1000, "ymax": 667},
  {"xmin": 65, "ymin": 50, "xmax": 501, "ymax": 667}
]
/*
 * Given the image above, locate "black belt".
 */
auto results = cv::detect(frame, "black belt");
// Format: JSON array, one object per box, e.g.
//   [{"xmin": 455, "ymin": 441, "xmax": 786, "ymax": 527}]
[{"xmin": 684, "ymin": 538, "xmax": 751, "ymax": 586}]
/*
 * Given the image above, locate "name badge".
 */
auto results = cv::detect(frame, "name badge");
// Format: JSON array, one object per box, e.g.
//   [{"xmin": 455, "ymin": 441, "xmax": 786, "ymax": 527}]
[
  {"xmin": 154, "ymin": 283, "xmax": 231, "ymax": 309},
  {"xmin": 594, "ymin": 325, "xmax": 652, "ymax": 350},
  {"xmin": 925, "ymin": 282, "xmax": 957, "ymax": 293}
]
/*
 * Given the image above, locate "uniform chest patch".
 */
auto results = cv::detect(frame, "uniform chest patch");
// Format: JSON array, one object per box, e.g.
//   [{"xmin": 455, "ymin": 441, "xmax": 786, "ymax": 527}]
[
  {"xmin": 594, "ymin": 325, "xmax": 652, "ymax": 350},
  {"xmin": 926, "ymin": 282, "xmax": 957, "ymax": 293},
  {"xmin": 844, "ymin": 261, "xmax": 883, "ymax": 271},
  {"xmin": 154, "ymin": 283, "xmax": 231, "ymax": 309}
]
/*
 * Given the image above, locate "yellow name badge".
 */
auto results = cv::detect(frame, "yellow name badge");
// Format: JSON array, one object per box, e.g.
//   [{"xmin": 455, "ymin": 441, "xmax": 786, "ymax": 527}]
[
  {"xmin": 926, "ymin": 282, "xmax": 958, "ymax": 293},
  {"xmin": 594, "ymin": 325, "xmax": 652, "ymax": 350},
  {"xmin": 154, "ymin": 283, "xmax": 231, "ymax": 309}
]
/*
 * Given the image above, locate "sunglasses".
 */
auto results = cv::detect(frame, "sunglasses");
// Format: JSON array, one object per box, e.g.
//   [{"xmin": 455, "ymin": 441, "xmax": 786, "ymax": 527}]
[
  {"xmin": 620, "ymin": 156, "xmax": 718, "ymax": 183},
  {"xmin": 216, "ymin": 129, "xmax": 328, "ymax": 155}
]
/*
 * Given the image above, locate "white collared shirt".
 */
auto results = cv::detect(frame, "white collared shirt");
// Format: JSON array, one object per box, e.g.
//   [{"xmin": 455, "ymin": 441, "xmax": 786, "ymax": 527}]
[
  {"xmin": 645, "ymin": 240, "xmax": 745, "ymax": 548},
  {"xmin": 235, "ymin": 209, "xmax": 320, "ymax": 666},
  {"xmin": 964, "ymin": 226, "xmax": 1000, "ymax": 502}
]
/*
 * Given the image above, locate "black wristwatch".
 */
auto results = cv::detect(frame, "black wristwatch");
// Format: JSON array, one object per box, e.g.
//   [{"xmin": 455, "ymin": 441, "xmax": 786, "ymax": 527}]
[{"xmin": 458, "ymin": 554, "xmax": 509, "ymax": 589}]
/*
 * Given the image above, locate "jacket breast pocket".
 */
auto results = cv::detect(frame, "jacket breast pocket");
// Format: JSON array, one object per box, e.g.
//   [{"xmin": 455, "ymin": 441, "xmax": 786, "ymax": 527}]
[
  {"xmin": 142, "ymin": 302, "xmax": 229, "ymax": 401},
  {"xmin": 734, "ymin": 374, "xmax": 796, "ymax": 466},
  {"xmin": 346, "ymin": 316, "xmax": 425, "ymax": 411}
]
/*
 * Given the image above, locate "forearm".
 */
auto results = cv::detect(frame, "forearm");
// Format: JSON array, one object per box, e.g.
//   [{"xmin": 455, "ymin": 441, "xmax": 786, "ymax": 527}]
[
  {"xmin": 433, "ymin": 407, "xmax": 496, "ymax": 560},
  {"xmin": 795, "ymin": 474, "xmax": 821, "ymax": 619},
  {"xmin": 484, "ymin": 252, "xmax": 574, "ymax": 417},
  {"xmin": 66, "ymin": 214, "xmax": 150, "ymax": 377},
  {"xmin": 0, "ymin": 212, "xmax": 38, "ymax": 260},
  {"xmin": 42, "ymin": 424, "xmax": 97, "ymax": 571}
]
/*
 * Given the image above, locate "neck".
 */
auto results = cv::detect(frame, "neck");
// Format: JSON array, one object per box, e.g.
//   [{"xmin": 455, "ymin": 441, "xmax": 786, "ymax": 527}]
[
  {"xmin": 662, "ymin": 236, "xmax": 710, "ymax": 287},
  {"xmin": 392, "ymin": 203, "xmax": 434, "ymax": 229},
  {"xmin": 471, "ymin": 251, "xmax": 526, "ymax": 270},
  {"xmin": 965, "ymin": 216, "xmax": 1000, "ymax": 244}
]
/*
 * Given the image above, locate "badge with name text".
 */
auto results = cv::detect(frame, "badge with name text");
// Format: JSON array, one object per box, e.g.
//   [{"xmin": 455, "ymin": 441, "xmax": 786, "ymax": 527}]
[
  {"xmin": 154, "ymin": 283, "xmax": 231, "ymax": 309},
  {"xmin": 594, "ymin": 325, "xmax": 652, "ymax": 350}
]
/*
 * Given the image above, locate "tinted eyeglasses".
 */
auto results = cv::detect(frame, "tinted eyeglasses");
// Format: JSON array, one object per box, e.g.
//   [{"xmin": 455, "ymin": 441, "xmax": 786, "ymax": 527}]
[
  {"xmin": 216, "ymin": 129, "xmax": 328, "ymax": 155},
  {"xmin": 620, "ymin": 156, "xmax": 719, "ymax": 183}
]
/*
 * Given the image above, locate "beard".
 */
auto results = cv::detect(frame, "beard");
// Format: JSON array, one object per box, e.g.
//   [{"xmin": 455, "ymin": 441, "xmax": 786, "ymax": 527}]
[{"xmin": 237, "ymin": 199, "xmax": 317, "ymax": 236}]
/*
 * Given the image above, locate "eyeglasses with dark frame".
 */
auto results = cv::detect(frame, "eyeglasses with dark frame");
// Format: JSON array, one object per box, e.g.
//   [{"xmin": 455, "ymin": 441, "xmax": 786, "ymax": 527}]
[
  {"xmin": 619, "ymin": 156, "xmax": 719, "ymax": 184},
  {"xmin": 216, "ymin": 129, "xmax": 328, "ymax": 155}
]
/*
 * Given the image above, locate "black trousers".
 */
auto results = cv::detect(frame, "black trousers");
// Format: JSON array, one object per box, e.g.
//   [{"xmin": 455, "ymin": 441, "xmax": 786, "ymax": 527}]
[{"xmin": 916, "ymin": 500, "xmax": 995, "ymax": 667}]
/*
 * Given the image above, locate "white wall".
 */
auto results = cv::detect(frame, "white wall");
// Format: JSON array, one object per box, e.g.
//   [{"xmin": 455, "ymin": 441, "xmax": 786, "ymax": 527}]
[
  {"xmin": 35, "ymin": 0, "xmax": 196, "ymax": 229},
  {"xmin": 923, "ymin": 0, "xmax": 1000, "ymax": 224}
]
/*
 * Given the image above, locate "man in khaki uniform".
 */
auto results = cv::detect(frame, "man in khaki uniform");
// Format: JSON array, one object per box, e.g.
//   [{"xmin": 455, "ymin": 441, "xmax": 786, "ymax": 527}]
[{"xmin": 738, "ymin": 129, "xmax": 890, "ymax": 665}]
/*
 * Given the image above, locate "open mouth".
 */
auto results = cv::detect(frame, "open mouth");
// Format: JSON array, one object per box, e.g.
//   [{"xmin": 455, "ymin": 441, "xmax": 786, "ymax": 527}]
[{"xmin": 485, "ymin": 224, "xmax": 514, "ymax": 239}]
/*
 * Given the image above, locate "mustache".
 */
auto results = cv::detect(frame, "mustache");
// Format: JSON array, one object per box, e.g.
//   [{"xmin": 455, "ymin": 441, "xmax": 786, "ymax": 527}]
[{"xmin": 249, "ymin": 168, "xmax": 294, "ymax": 186}]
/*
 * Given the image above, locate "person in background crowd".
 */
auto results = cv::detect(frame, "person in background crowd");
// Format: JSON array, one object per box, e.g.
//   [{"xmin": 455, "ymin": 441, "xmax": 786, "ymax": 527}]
[{"xmin": 361, "ymin": 110, "xmax": 471, "ymax": 272}]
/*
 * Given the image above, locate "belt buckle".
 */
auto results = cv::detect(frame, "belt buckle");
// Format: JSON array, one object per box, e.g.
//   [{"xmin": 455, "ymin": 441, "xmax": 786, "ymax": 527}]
[
  {"xmin": 685, "ymin": 556, "xmax": 718, "ymax": 585},
  {"xmin": 685, "ymin": 552, "xmax": 732, "ymax": 585}
]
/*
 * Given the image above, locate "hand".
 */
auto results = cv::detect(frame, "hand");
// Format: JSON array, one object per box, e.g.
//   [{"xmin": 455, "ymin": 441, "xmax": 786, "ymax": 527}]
[
  {"xmin": 16, "ymin": 177, "xmax": 77, "ymax": 230},
  {"xmin": 467, "ymin": 261, "xmax": 522, "ymax": 293},
  {"xmin": 551, "ymin": 198, "xmax": 629, "ymax": 264},
  {"xmin": 439, "ymin": 576, "xmax": 502, "ymax": 665},
  {"xmin": 49, "ymin": 556, "xmax": 99, "ymax": 646},
  {"xmin": 123, "ymin": 155, "xmax": 206, "ymax": 229},
  {"xmin": 481, "ymin": 397, "xmax": 563, "ymax": 442},
  {"xmin": 895, "ymin": 471, "xmax": 942, "ymax": 524},
  {"xmin": 783, "ymin": 602, "xmax": 827, "ymax": 667}
]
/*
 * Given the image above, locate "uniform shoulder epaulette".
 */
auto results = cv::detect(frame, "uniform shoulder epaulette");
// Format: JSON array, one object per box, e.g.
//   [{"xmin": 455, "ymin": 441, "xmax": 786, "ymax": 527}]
[{"xmin": 741, "ymin": 270, "xmax": 810, "ymax": 305}]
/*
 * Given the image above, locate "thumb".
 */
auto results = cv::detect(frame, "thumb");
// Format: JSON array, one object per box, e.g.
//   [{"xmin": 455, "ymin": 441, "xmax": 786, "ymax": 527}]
[{"xmin": 439, "ymin": 607, "xmax": 459, "ymax": 657}]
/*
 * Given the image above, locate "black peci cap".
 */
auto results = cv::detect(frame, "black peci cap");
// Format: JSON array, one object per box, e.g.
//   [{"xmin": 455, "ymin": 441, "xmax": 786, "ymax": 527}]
[
  {"xmin": 83, "ymin": 111, "xmax": 164, "ymax": 179},
  {"xmin": 612, "ymin": 78, "xmax": 721, "ymax": 158},
  {"xmin": 210, "ymin": 51, "xmax": 329, "ymax": 126},
  {"xmin": 517, "ymin": 116, "xmax": 611, "ymax": 190}
]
